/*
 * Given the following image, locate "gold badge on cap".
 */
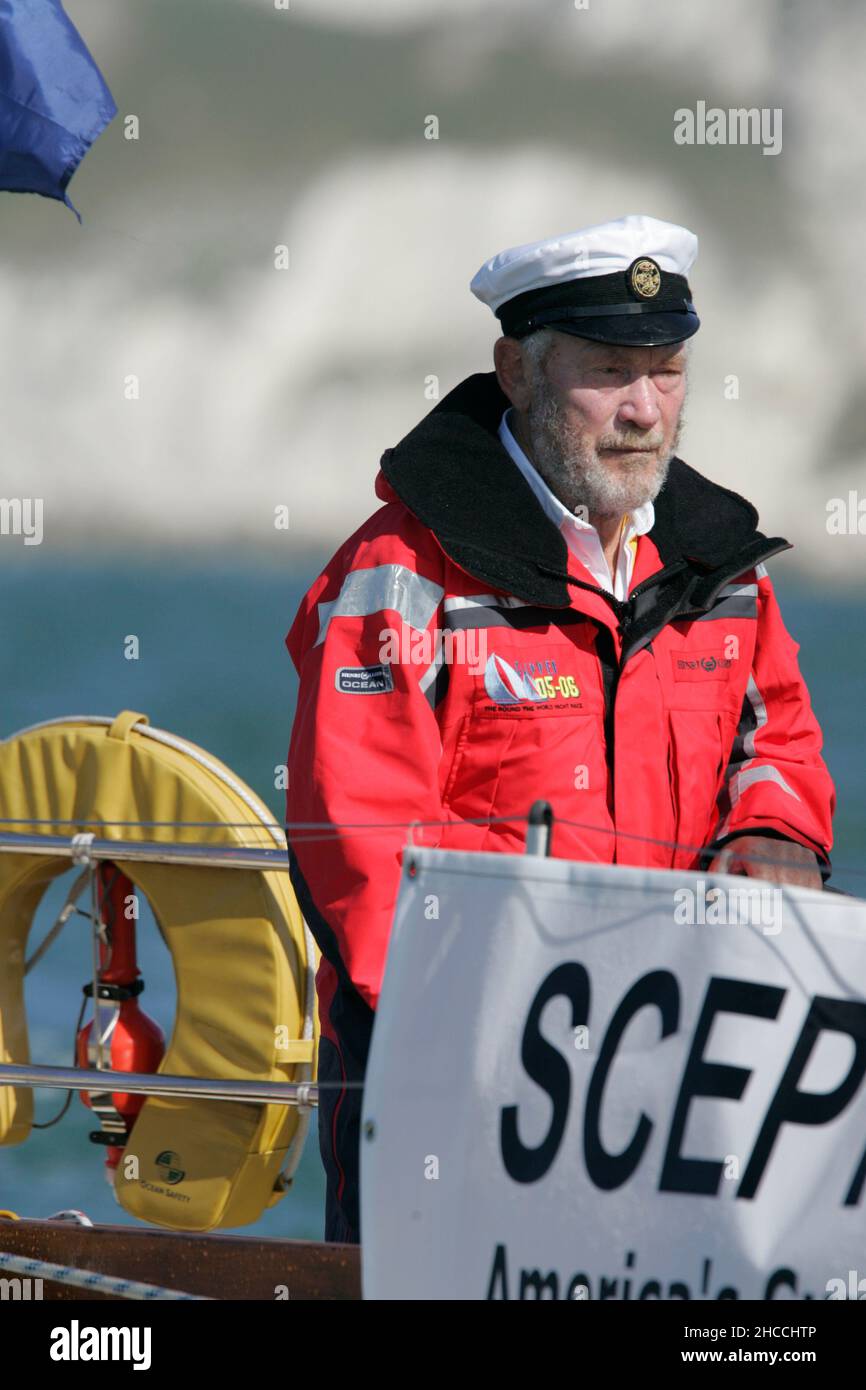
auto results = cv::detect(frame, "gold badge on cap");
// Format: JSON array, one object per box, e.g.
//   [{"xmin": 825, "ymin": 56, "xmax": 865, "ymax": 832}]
[{"xmin": 629, "ymin": 257, "xmax": 661, "ymax": 299}]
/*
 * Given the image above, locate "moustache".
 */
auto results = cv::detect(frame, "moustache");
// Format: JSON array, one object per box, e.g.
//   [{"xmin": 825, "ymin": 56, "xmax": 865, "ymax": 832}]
[{"xmin": 597, "ymin": 435, "xmax": 665, "ymax": 452}]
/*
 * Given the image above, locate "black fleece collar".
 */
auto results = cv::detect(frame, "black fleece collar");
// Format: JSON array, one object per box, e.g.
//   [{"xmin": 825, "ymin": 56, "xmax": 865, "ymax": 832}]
[{"xmin": 380, "ymin": 371, "xmax": 790, "ymax": 610}]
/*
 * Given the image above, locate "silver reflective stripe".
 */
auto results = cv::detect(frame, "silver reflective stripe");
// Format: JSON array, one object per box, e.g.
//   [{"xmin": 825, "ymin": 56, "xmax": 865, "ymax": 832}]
[
  {"xmin": 723, "ymin": 674, "xmax": 767, "ymax": 773},
  {"xmin": 716, "ymin": 762, "xmax": 801, "ymax": 839},
  {"xmin": 444, "ymin": 592, "xmax": 548, "ymax": 632},
  {"xmin": 727, "ymin": 763, "xmax": 801, "ymax": 807},
  {"xmin": 418, "ymin": 636, "xmax": 448, "ymax": 736},
  {"xmin": 755, "ymin": 563, "xmax": 769, "ymax": 579},
  {"xmin": 741, "ymin": 674, "xmax": 768, "ymax": 760},
  {"xmin": 419, "ymin": 630, "xmax": 444, "ymax": 696},
  {"xmin": 718, "ymin": 582, "xmax": 758, "ymax": 599},
  {"xmin": 443, "ymin": 593, "xmax": 530, "ymax": 612},
  {"xmin": 714, "ymin": 675, "xmax": 794, "ymax": 838},
  {"xmin": 446, "ymin": 607, "xmax": 530, "ymax": 632},
  {"xmin": 697, "ymin": 584, "xmax": 758, "ymax": 622},
  {"xmin": 314, "ymin": 565, "xmax": 444, "ymax": 647}
]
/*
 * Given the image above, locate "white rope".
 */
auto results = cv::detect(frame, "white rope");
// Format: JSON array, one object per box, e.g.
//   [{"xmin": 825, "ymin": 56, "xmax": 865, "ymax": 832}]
[
  {"xmin": 0, "ymin": 1249, "xmax": 211, "ymax": 1300},
  {"xmin": 0, "ymin": 716, "xmax": 282, "ymax": 846},
  {"xmin": 136, "ymin": 724, "xmax": 283, "ymax": 847}
]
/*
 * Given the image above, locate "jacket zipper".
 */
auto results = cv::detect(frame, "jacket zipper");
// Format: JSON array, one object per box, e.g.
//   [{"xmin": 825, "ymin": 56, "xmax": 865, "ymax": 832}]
[
  {"xmin": 544, "ymin": 558, "xmax": 691, "ymax": 626},
  {"xmin": 548, "ymin": 544, "xmax": 789, "ymax": 835},
  {"xmin": 594, "ymin": 624, "xmax": 619, "ymax": 825},
  {"xmin": 546, "ymin": 563, "xmax": 690, "ymax": 827},
  {"xmin": 548, "ymin": 540, "xmax": 791, "ymax": 627}
]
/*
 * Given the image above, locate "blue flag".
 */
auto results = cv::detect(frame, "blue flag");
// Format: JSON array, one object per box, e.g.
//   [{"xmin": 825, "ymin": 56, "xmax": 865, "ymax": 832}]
[{"xmin": 0, "ymin": 0, "xmax": 116, "ymax": 221}]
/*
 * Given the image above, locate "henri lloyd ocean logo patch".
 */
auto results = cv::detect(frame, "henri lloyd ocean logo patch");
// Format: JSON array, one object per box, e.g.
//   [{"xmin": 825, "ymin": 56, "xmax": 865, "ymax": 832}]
[{"xmin": 336, "ymin": 663, "xmax": 394, "ymax": 694}]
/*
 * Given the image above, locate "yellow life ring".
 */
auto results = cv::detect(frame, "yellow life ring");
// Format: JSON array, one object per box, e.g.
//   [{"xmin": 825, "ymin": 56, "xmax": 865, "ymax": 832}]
[{"xmin": 0, "ymin": 711, "xmax": 318, "ymax": 1232}]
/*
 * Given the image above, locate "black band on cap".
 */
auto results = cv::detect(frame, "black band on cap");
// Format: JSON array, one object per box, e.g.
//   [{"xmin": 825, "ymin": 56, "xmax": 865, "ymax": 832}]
[
  {"xmin": 497, "ymin": 266, "xmax": 694, "ymax": 339},
  {"xmin": 514, "ymin": 299, "xmax": 696, "ymax": 336}
]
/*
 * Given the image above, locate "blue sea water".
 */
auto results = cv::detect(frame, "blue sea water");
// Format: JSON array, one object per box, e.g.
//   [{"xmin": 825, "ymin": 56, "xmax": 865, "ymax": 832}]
[{"xmin": 0, "ymin": 556, "xmax": 863, "ymax": 1238}]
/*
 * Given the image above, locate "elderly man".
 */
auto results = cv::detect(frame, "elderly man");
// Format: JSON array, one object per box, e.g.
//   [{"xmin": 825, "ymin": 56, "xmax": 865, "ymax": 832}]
[{"xmin": 284, "ymin": 214, "xmax": 835, "ymax": 1246}]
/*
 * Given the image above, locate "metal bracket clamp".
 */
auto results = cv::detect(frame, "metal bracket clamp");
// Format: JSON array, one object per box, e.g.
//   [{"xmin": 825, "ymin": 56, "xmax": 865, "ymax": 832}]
[{"xmin": 70, "ymin": 831, "xmax": 96, "ymax": 866}]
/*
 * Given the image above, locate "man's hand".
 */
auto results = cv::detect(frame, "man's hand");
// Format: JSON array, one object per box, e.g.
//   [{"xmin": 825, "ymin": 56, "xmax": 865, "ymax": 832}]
[{"xmin": 706, "ymin": 835, "xmax": 823, "ymax": 890}]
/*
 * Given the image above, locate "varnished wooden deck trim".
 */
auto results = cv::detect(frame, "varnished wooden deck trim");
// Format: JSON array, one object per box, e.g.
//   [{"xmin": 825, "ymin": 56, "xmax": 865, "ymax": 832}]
[{"xmin": 0, "ymin": 1217, "xmax": 362, "ymax": 1300}]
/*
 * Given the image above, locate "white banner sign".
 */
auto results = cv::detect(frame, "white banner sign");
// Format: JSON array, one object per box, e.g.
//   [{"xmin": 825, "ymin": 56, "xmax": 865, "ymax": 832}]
[{"xmin": 361, "ymin": 850, "xmax": 866, "ymax": 1301}]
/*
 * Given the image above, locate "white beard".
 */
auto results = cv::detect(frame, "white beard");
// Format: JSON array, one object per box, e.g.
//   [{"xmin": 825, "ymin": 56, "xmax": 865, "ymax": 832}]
[{"xmin": 525, "ymin": 376, "xmax": 685, "ymax": 519}]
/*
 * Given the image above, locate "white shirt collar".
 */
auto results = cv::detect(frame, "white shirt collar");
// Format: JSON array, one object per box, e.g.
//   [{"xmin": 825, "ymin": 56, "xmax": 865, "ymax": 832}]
[{"xmin": 498, "ymin": 406, "xmax": 654, "ymax": 599}]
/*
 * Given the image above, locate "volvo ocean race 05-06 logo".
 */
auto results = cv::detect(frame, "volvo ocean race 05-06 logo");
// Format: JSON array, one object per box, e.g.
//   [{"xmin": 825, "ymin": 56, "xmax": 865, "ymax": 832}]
[
  {"xmin": 484, "ymin": 654, "xmax": 548, "ymax": 704},
  {"xmin": 483, "ymin": 654, "xmax": 581, "ymax": 706}
]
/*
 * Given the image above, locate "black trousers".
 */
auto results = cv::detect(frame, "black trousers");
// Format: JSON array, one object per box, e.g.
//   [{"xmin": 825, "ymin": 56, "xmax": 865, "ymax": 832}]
[{"xmin": 317, "ymin": 1029, "xmax": 369, "ymax": 1245}]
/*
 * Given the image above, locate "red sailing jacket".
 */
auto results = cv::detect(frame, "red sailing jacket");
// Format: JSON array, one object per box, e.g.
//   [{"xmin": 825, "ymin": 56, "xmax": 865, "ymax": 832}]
[{"xmin": 285, "ymin": 373, "xmax": 835, "ymax": 1039}]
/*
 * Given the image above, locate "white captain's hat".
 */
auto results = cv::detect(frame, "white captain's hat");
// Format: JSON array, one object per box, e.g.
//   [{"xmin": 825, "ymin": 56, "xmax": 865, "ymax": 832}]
[{"xmin": 470, "ymin": 214, "xmax": 699, "ymax": 346}]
